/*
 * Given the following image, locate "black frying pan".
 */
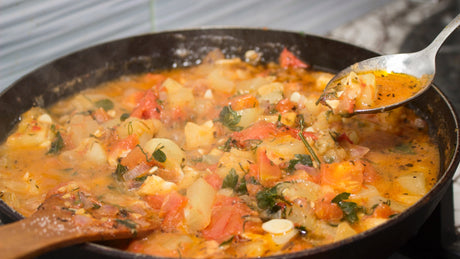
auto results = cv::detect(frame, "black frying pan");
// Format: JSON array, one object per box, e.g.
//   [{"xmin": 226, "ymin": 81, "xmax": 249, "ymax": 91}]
[{"xmin": 0, "ymin": 29, "xmax": 459, "ymax": 259}]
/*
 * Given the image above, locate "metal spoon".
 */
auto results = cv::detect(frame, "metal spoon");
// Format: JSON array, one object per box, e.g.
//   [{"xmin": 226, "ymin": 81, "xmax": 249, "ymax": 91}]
[{"xmin": 318, "ymin": 13, "xmax": 460, "ymax": 115}]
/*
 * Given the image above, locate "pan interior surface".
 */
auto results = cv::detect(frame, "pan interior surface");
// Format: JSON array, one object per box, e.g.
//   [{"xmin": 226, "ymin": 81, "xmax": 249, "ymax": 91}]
[{"xmin": 0, "ymin": 29, "xmax": 458, "ymax": 259}]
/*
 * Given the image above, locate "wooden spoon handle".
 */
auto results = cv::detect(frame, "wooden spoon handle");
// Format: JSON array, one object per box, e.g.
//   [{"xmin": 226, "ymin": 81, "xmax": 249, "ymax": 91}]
[{"xmin": 0, "ymin": 217, "xmax": 87, "ymax": 259}]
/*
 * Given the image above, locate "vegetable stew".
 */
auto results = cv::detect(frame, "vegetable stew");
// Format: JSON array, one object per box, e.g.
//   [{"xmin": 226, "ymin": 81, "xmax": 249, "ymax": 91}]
[{"xmin": 0, "ymin": 49, "xmax": 439, "ymax": 258}]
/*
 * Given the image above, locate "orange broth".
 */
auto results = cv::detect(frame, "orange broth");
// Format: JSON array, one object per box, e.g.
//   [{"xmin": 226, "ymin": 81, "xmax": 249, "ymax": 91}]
[{"xmin": 0, "ymin": 49, "xmax": 439, "ymax": 258}]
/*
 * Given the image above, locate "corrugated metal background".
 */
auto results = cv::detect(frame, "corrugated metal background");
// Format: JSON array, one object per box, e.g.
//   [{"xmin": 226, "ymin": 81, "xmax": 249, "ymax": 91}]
[{"xmin": 0, "ymin": 0, "xmax": 392, "ymax": 90}]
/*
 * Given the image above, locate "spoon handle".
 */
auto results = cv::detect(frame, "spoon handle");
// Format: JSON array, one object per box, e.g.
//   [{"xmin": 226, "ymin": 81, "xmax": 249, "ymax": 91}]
[
  {"xmin": 0, "ymin": 216, "xmax": 85, "ymax": 259},
  {"xmin": 424, "ymin": 13, "xmax": 460, "ymax": 55}
]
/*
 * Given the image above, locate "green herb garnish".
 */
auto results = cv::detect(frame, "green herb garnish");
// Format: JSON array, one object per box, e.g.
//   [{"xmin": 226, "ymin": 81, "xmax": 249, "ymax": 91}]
[
  {"xmin": 95, "ymin": 99, "xmax": 114, "ymax": 111},
  {"xmin": 286, "ymin": 154, "xmax": 313, "ymax": 173},
  {"xmin": 113, "ymin": 163, "xmax": 128, "ymax": 181},
  {"xmin": 390, "ymin": 143, "xmax": 416, "ymax": 154},
  {"xmin": 332, "ymin": 192, "xmax": 361, "ymax": 224},
  {"xmin": 219, "ymin": 236, "xmax": 234, "ymax": 247},
  {"xmin": 256, "ymin": 184, "xmax": 290, "ymax": 213},
  {"xmin": 222, "ymin": 168, "xmax": 248, "ymax": 195},
  {"xmin": 152, "ymin": 145, "xmax": 167, "ymax": 162},
  {"xmin": 222, "ymin": 168, "xmax": 239, "ymax": 189},
  {"xmin": 47, "ymin": 131, "xmax": 64, "ymax": 155},
  {"xmin": 115, "ymin": 218, "xmax": 138, "ymax": 235},
  {"xmin": 120, "ymin": 113, "xmax": 130, "ymax": 121},
  {"xmin": 218, "ymin": 106, "xmax": 243, "ymax": 131},
  {"xmin": 298, "ymin": 132, "xmax": 321, "ymax": 167}
]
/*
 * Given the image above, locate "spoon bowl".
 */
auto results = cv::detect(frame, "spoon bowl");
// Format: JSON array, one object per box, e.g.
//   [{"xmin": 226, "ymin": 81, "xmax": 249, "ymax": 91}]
[{"xmin": 318, "ymin": 13, "xmax": 460, "ymax": 115}]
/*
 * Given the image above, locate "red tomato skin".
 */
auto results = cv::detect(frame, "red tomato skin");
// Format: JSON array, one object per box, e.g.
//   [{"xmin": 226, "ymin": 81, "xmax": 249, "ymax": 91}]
[
  {"xmin": 314, "ymin": 193, "xmax": 343, "ymax": 222},
  {"xmin": 276, "ymin": 98, "xmax": 296, "ymax": 113},
  {"xmin": 131, "ymin": 89, "xmax": 162, "ymax": 119},
  {"xmin": 201, "ymin": 195, "xmax": 252, "ymax": 243},
  {"xmin": 159, "ymin": 191, "xmax": 188, "ymax": 232},
  {"xmin": 279, "ymin": 48, "xmax": 309, "ymax": 69},
  {"xmin": 230, "ymin": 121, "xmax": 278, "ymax": 147},
  {"xmin": 372, "ymin": 203, "xmax": 394, "ymax": 218},
  {"xmin": 204, "ymin": 173, "xmax": 223, "ymax": 190},
  {"xmin": 256, "ymin": 147, "xmax": 282, "ymax": 187},
  {"xmin": 230, "ymin": 94, "xmax": 259, "ymax": 111}
]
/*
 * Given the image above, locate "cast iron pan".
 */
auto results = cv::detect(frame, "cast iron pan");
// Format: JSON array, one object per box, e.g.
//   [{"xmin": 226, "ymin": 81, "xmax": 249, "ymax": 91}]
[{"xmin": 0, "ymin": 29, "xmax": 459, "ymax": 259}]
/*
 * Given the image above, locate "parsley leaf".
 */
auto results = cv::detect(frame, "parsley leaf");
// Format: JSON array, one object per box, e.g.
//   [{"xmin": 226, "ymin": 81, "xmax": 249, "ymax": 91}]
[
  {"xmin": 390, "ymin": 143, "xmax": 416, "ymax": 155},
  {"xmin": 120, "ymin": 113, "xmax": 130, "ymax": 121},
  {"xmin": 152, "ymin": 145, "xmax": 167, "ymax": 163},
  {"xmin": 218, "ymin": 106, "xmax": 243, "ymax": 131},
  {"xmin": 332, "ymin": 192, "xmax": 361, "ymax": 224},
  {"xmin": 256, "ymin": 184, "xmax": 289, "ymax": 212},
  {"xmin": 115, "ymin": 219, "xmax": 138, "ymax": 235},
  {"xmin": 222, "ymin": 168, "xmax": 248, "ymax": 195},
  {"xmin": 222, "ymin": 168, "xmax": 239, "ymax": 189},
  {"xmin": 95, "ymin": 99, "xmax": 114, "ymax": 111},
  {"xmin": 286, "ymin": 154, "xmax": 313, "ymax": 173},
  {"xmin": 235, "ymin": 175, "xmax": 248, "ymax": 195},
  {"xmin": 47, "ymin": 131, "xmax": 64, "ymax": 155},
  {"xmin": 113, "ymin": 163, "xmax": 128, "ymax": 181}
]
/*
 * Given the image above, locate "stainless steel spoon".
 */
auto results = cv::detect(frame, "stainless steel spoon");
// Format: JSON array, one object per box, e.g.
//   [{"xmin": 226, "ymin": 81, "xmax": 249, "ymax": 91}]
[{"xmin": 318, "ymin": 13, "xmax": 460, "ymax": 115}]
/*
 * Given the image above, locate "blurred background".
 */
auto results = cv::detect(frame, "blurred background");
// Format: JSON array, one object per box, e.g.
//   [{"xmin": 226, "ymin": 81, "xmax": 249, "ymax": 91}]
[
  {"xmin": 1, "ymin": 0, "xmax": 458, "ymax": 101},
  {"xmin": 1, "ymin": 0, "xmax": 459, "ymax": 257}
]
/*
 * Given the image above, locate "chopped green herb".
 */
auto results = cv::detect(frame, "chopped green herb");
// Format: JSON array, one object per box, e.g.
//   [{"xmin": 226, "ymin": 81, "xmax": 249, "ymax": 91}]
[
  {"xmin": 120, "ymin": 113, "xmax": 130, "ymax": 121},
  {"xmin": 390, "ymin": 143, "xmax": 416, "ymax": 154},
  {"xmin": 116, "ymin": 218, "xmax": 138, "ymax": 235},
  {"xmin": 235, "ymin": 175, "xmax": 248, "ymax": 195},
  {"xmin": 152, "ymin": 145, "xmax": 167, "ymax": 162},
  {"xmin": 222, "ymin": 168, "xmax": 239, "ymax": 189},
  {"xmin": 47, "ymin": 131, "xmax": 64, "ymax": 155},
  {"xmin": 286, "ymin": 154, "xmax": 313, "ymax": 173},
  {"xmin": 222, "ymin": 168, "xmax": 248, "ymax": 195},
  {"xmin": 298, "ymin": 132, "xmax": 321, "ymax": 166},
  {"xmin": 256, "ymin": 184, "xmax": 290, "ymax": 212},
  {"xmin": 95, "ymin": 99, "xmax": 114, "ymax": 111},
  {"xmin": 219, "ymin": 236, "xmax": 234, "ymax": 247},
  {"xmin": 135, "ymin": 175, "xmax": 149, "ymax": 182},
  {"xmin": 218, "ymin": 106, "xmax": 243, "ymax": 131},
  {"xmin": 219, "ymin": 137, "xmax": 234, "ymax": 152},
  {"xmin": 113, "ymin": 163, "xmax": 128, "ymax": 181},
  {"xmin": 332, "ymin": 192, "xmax": 361, "ymax": 224}
]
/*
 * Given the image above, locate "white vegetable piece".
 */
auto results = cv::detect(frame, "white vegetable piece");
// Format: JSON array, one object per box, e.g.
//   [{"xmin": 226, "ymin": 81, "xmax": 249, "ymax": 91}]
[
  {"xmin": 163, "ymin": 78, "xmax": 195, "ymax": 108},
  {"xmin": 184, "ymin": 178, "xmax": 216, "ymax": 231},
  {"xmin": 184, "ymin": 120, "xmax": 216, "ymax": 149},
  {"xmin": 396, "ymin": 172, "xmax": 427, "ymax": 196},
  {"xmin": 236, "ymin": 107, "xmax": 263, "ymax": 128},
  {"xmin": 137, "ymin": 174, "xmax": 177, "ymax": 195},
  {"xmin": 143, "ymin": 138, "xmax": 185, "ymax": 171},
  {"xmin": 262, "ymin": 219, "xmax": 298, "ymax": 245},
  {"xmin": 257, "ymin": 82, "xmax": 284, "ymax": 104}
]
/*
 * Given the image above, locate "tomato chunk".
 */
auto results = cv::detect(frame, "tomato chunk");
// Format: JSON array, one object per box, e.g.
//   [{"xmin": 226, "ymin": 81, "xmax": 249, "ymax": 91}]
[
  {"xmin": 276, "ymin": 98, "xmax": 296, "ymax": 113},
  {"xmin": 320, "ymin": 160, "xmax": 364, "ymax": 193},
  {"xmin": 160, "ymin": 191, "xmax": 188, "ymax": 232},
  {"xmin": 231, "ymin": 121, "xmax": 278, "ymax": 146},
  {"xmin": 256, "ymin": 147, "xmax": 282, "ymax": 187},
  {"xmin": 131, "ymin": 89, "xmax": 162, "ymax": 119},
  {"xmin": 279, "ymin": 48, "xmax": 309, "ymax": 69},
  {"xmin": 229, "ymin": 94, "xmax": 259, "ymax": 111},
  {"xmin": 204, "ymin": 173, "xmax": 223, "ymax": 190},
  {"xmin": 372, "ymin": 203, "xmax": 395, "ymax": 218},
  {"xmin": 201, "ymin": 195, "xmax": 252, "ymax": 243},
  {"xmin": 314, "ymin": 193, "xmax": 343, "ymax": 222}
]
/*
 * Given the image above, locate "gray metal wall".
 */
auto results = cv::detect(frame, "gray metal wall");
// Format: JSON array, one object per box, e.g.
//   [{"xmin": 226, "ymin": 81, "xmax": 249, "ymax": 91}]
[{"xmin": 0, "ymin": 0, "xmax": 392, "ymax": 90}]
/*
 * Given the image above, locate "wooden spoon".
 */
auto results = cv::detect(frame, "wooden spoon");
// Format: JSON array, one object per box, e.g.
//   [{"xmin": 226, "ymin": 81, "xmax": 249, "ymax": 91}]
[{"xmin": 0, "ymin": 182, "xmax": 159, "ymax": 259}]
